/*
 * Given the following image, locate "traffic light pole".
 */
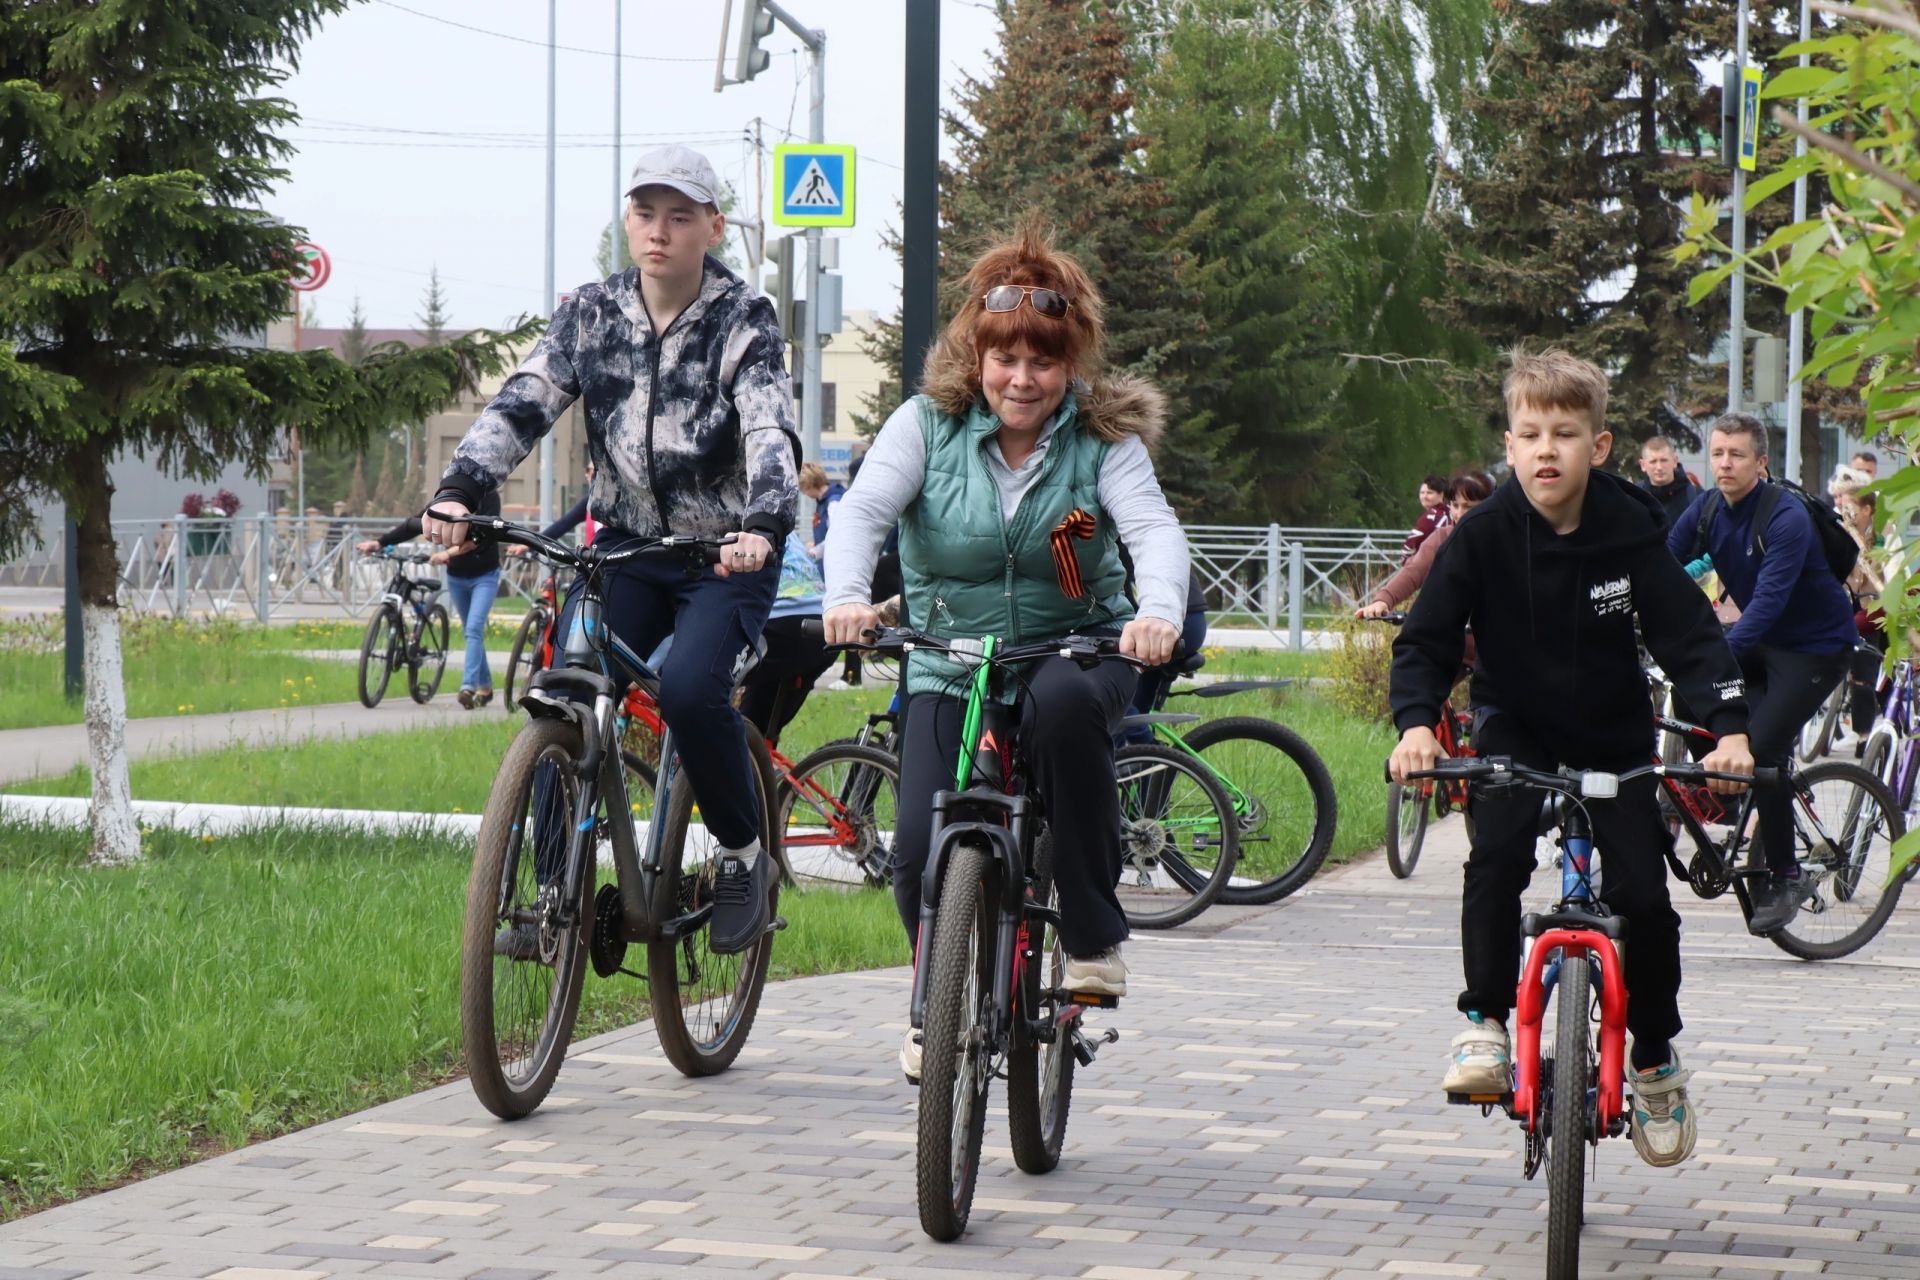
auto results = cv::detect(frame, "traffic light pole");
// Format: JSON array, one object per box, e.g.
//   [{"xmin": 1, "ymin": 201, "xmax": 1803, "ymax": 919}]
[
  {"xmin": 1783, "ymin": 0, "xmax": 1810, "ymax": 482},
  {"xmin": 801, "ymin": 35, "xmax": 825, "ymax": 476},
  {"xmin": 1728, "ymin": 0, "xmax": 1749, "ymax": 418}
]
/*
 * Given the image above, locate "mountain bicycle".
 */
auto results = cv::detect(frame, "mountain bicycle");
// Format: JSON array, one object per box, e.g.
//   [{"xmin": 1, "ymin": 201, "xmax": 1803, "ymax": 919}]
[
  {"xmin": 1652, "ymin": 704, "xmax": 1908, "ymax": 959},
  {"xmin": 1408, "ymin": 755, "xmax": 1777, "ymax": 1280},
  {"xmin": 356, "ymin": 548, "xmax": 450, "ymax": 708},
  {"xmin": 440, "ymin": 510, "xmax": 783, "ymax": 1117},
  {"xmin": 503, "ymin": 570, "xmax": 560, "ymax": 711},
  {"xmin": 834, "ymin": 627, "xmax": 1234, "ymax": 1240},
  {"xmin": 1128, "ymin": 650, "xmax": 1337, "ymax": 906}
]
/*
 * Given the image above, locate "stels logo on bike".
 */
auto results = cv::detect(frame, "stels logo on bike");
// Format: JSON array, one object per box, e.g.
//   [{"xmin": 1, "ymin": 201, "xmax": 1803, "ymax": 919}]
[{"xmin": 1589, "ymin": 574, "xmax": 1631, "ymax": 618}]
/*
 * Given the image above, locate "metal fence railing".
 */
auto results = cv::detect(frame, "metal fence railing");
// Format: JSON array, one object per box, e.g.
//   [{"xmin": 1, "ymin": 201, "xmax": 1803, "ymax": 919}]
[
  {"xmin": 2, "ymin": 517, "xmax": 1411, "ymax": 643},
  {"xmin": 0, "ymin": 515, "xmax": 541, "ymax": 623}
]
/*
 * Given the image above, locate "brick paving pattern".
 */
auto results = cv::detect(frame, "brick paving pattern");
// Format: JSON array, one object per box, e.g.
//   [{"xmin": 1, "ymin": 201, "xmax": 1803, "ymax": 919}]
[{"xmin": 6, "ymin": 815, "xmax": 1919, "ymax": 1278}]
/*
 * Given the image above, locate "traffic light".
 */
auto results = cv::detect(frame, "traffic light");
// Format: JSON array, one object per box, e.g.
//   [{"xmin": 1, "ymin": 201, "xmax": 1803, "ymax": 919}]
[
  {"xmin": 734, "ymin": 0, "xmax": 776, "ymax": 83},
  {"xmin": 765, "ymin": 235, "xmax": 796, "ymax": 339}
]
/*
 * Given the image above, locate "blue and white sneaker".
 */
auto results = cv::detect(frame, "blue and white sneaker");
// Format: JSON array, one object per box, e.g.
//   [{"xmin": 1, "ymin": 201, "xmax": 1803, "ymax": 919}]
[
  {"xmin": 1629, "ymin": 1051, "xmax": 1698, "ymax": 1167},
  {"xmin": 1441, "ymin": 1012, "xmax": 1510, "ymax": 1094}
]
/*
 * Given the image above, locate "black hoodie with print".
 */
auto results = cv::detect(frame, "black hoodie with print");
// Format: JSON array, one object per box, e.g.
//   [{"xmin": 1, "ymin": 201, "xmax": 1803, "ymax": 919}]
[{"xmin": 1390, "ymin": 470, "xmax": 1748, "ymax": 769}]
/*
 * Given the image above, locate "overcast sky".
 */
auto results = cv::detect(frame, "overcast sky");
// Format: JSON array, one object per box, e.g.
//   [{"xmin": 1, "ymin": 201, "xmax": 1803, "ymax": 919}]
[{"xmin": 274, "ymin": 0, "xmax": 1002, "ymax": 332}]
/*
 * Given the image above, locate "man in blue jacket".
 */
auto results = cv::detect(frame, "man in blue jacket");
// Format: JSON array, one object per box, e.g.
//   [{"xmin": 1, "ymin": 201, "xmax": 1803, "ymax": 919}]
[{"xmin": 1667, "ymin": 412, "xmax": 1857, "ymax": 933}]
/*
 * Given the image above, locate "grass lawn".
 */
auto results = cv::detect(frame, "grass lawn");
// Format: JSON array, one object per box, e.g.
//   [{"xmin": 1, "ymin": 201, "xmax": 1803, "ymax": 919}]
[{"xmin": 0, "ymin": 820, "xmax": 906, "ymax": 1220}]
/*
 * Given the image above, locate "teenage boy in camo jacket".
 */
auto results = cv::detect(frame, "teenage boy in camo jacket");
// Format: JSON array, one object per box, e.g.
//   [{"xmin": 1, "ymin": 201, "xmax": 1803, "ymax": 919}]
[{"xmin": 425, "ymin": 145, "xmax": 798, "ymax": 957}]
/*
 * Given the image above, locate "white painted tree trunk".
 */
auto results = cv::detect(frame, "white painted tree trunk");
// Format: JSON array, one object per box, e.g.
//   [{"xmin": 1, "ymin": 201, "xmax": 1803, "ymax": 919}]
[{"xmin": 82, "ymin": 602, "xmax": 142, "ymax": 865}]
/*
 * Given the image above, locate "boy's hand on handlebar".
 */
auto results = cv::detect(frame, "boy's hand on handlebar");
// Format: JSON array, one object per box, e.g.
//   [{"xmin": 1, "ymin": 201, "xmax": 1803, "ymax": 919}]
[
  {"xmin": 714, "ymin": 530, "xmax": 770, "ymax": 578},
  {"xmin": 1701, "ymin": 732, "xmax": 1755, "ymax": 795},
  {"xmin": 1120, "ymin": 616, "xmax": 1180, "ymax": 667},
  {"xmin": 1355, "ymin": 600, "xmax": 1391, "ymax": 620},
  {"xmin": 823, "ymin": 602, "xmax": 879, "ymax": 647},
  {"xmin": 1389, "ymin": 725, "xmax": 1442, "ymax": 785},
  {"xmin": 423, "ymin": 500, "xmax": 470, "ymax": 548},
  {"xmin": 354, "ymin": 539, "xmax": 379, "ymax": 555}
]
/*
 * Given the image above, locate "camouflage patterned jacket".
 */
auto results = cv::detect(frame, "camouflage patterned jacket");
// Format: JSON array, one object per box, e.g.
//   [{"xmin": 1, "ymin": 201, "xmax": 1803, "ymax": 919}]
[{"xmin": 435, "ymin": 257, "xmax": 799, "ymax": 543}]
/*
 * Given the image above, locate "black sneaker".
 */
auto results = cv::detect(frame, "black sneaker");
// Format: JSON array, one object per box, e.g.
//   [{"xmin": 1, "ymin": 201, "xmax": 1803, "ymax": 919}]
[
  {"xmin": 709, "ymin": 853, "xmax": 770, "ymax": 955},
  {"xmin": 493, "ymin": 921, "xmax": 540, "ymax": 961},
  {"xmin": 1747, "ymin": 872, "xmax": 1804, "ymax": 935}
]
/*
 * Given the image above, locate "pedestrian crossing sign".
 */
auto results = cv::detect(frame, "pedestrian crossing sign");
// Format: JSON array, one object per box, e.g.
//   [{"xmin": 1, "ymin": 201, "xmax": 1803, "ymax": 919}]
[{"xmin": 774, "ymin": 143, "xmax": 856, "ymax": 228}]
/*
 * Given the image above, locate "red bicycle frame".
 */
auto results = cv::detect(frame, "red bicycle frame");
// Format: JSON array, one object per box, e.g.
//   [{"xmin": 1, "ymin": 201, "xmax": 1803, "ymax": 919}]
[{"xmin": 1510, "ymin": 930, "xmax": 1629, "ymax": 1129}]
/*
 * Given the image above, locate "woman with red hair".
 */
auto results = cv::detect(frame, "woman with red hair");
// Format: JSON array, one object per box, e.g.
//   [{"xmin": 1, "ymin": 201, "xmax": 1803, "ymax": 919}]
[{"xmin": 823, "ymin": 219, "xmax": 1190, "ymax": 1082}]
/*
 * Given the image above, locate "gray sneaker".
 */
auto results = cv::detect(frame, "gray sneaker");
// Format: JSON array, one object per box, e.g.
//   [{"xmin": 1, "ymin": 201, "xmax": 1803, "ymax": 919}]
[
  {"xmin": 493, "ymin": 921, "xmax": 540, "ymax": 962},
  {"xmin": 1629, "ymin": 1051, "xmax": 1698, "ymax": 1167},
  {"xmin": 899, "ymin": 1027, "xmax": 923, "ymax": 1085},
  {"xmin": 1063, "ymin": 946, "xmax": 1127, "ymax": 998},
  {"xmin": 1441, "ymin": 1013, "xmax": 1511, "ymax": 1094}
]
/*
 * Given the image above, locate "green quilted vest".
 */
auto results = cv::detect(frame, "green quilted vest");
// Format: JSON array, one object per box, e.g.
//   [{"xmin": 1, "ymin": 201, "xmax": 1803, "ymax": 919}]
[{"xmin": 899, "ymin": 392, "xmax": 1134, "ymax": 699}]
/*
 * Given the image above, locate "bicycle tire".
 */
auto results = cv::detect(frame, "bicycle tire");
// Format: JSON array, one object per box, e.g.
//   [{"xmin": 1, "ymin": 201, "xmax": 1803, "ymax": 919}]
[
  {"xmin": 503, "ymin": 606, "xmax": 549, "ymax": 711},
  {"xmin": 1797, "ymin": 684, "xmax": 1845, "ymax": 763},
  {"xmin": 409, "ymin": 603, "xmax": 450, "ymax": 704},
  {"xmin": 916, "ymin": 839, "xmax": 995, "ymax": 1242},
  {"xmin": 357, "ymin": 607, "xmax": 400, "ymax": 708},
  {"xmin": 1006, "ymin": 833, "xmax": 1074, "ymax": 1175},
  {"xmin": 1112, "ymin": 742, "xmax": 1241, "ymax": 930},
  {"xmin": 1766, "ymin": 761, "xmax": 1908, "ymax": 961},
  {"xmin": 1546, "ymin": 952, "xmax": 1591, "ymax": 1280},
  {"xmin": 460, "ymin": 717, "xmax": 592, "ymax": 1119},
  {"xmin": 1183, "ymin": 716, "xmax": 1338, "ymax": 905},
  {"xmin": 646, "ymin": 723, "xmax": 780, "ymax": 1077},
  {"xmin": 775, "ymin": 740, "xmax": 900, "ymax": 889},
  {"xmin": 1859, "ymin": 732, "xmax": 1892, "ymax": 798},
  {"xmin": 1385, "ymin": 781, "xmax": 1428, "ymax": 879}
]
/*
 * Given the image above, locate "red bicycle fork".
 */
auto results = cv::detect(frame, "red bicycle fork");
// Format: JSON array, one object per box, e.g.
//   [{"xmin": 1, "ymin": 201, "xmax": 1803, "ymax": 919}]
[{"xmin": 1511, "ymin": 929, "xmax": 1629, "ymax": 1132}]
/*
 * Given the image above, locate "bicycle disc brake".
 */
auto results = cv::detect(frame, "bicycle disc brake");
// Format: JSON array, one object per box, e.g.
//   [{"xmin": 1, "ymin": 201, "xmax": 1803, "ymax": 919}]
[
  {"xmin": 590, "ymin": 883, "xmax": 632, "ymax": 977},
  {"xmin": 1686, "ymin": 850, "xmax": 1732, "ymax": 898}
]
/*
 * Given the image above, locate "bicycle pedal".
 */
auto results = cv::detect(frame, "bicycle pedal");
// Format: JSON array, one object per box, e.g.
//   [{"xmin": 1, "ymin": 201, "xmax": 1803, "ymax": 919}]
[
  {"xmin": 1066, "ymin": 1023, "xmax": 1120, "ymax": 1067},
  {"xmin": 764, "ymin": 915, "xmax": 789, "ymax": 935},
  {"xmin": 1067, "ymin": 991, "xmax": 1119, "ymax": 1009},
  {"xmin": 1447, "ymin": 1090, "xmax": 1513, "ymax": 1108}
]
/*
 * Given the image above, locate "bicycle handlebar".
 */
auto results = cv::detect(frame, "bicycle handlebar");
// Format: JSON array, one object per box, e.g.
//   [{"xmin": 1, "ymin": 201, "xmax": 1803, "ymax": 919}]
[
  {"xmin": 362, "ymin": 548, "xmax": 435, "ymax": 565},
  {"xmin": 827, "ymin": 624, "xmax": 1154, "ymax": 672},
  {"xmin": 422, "ymin": 507, "xmax": 732, "ymax": 570},
  {"xmin": 1390, "ymin": 754, "xmax": 1778, "ymax": 795}
]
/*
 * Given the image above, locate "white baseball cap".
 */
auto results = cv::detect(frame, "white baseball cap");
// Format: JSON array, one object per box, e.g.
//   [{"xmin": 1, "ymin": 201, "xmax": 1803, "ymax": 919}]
[{"xmin": 626, "ymin": 145, "xmax": 720, "ymax": 206}]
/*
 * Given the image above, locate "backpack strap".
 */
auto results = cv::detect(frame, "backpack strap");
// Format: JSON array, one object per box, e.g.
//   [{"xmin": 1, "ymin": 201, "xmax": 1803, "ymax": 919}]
[
  {"xmin": 1691, "ymin": 491, "xmax": 1720, "ymax": 562},
  {"xmin": 1749, "ymin": 482, "xmax": 1784, "ymax": 559}
]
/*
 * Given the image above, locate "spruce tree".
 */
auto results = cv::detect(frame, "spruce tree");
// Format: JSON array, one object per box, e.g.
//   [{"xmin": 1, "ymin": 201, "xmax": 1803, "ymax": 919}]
[{"xmin": 0, "ymin": 1, "xmax": 537, "ymax": 862}]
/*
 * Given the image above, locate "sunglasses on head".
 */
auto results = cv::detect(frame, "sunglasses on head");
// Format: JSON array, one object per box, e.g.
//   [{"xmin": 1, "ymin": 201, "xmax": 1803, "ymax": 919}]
[{"xmin": 982, "ymin": 284, "xmax": 1072, "ymax": 318}]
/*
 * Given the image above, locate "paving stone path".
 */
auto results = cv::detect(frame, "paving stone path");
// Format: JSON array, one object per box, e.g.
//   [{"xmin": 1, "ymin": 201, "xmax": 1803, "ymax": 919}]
[{"xmin": 6, "ymin": 818, "xmax": 1919, "ymax": 1279}]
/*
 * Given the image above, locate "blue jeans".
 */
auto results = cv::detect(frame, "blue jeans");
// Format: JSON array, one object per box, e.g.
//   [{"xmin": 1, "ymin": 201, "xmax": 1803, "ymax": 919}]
[{"xmin": 445, "ymin": 569, "xmax": 501, "ymax": 692}]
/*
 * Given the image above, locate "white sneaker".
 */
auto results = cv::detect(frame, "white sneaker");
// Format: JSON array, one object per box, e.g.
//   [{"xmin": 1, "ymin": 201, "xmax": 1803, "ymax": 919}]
[
  {"xmin": 1629, "ymin": 1051, "xmax": 1698, "ymax": 1167},
  {"xmin": 899, "ymin": 1027, "xmax": 922, "ymax": 1084},
  {"xmin": 1441, "ymin": 1014, "xmax": 1511, "ymax": 1094},
  {"xmin": 1063, "ymin": 946, "xmax": 1128, "ymax": 998}
]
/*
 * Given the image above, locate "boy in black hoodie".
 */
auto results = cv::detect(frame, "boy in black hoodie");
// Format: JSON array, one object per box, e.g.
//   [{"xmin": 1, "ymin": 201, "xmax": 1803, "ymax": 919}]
[{"xmin": 1388, "ymin": 348, "xmax": 1754, "ymax": 1170}]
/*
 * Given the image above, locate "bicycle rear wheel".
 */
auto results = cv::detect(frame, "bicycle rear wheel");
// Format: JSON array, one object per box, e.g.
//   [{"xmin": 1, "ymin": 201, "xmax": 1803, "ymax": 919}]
[
  {"xmin": 409, "ymin": 604, "xmax": 450, "ymax": 703},
  {"xmin": 460, "ymin": 717, "xmax": 591, "ymax": 1118},
  {"xmin": 1766, "ymin": 761, "xmax": 1908, "ymax": 960},
  {"xmin": 776, "ymin": 740, "xmax": 900, "ymax": 889},
  {"xmin": 357, "ymin": 607, "xmax": 400, "ymax": 708},
  {"xmin": 1546, "ymin": 951, "xmax": 1592, "ymax": 1280},
  {"xmin": 1006, "ymin": 833, "xmax": 1074, "ymax": 1175},
  {"xmin": 1183, "ymin": 716, "xmax": 1338, "ymax": 905},
  {"xmin": 1112, "ymin": 743, "xmax": 1240, "ymax": 930},
  {"xmin": 1385, "ymin": 781, "xmax": 1428, "ymax": 879},
  {"xmin": 647, "ymin": 724, "xmax": 780, "ymax": 1076},
  {"xmin": 503, "ymin": 606, "xmax": 549, "ymax": 711},
  {"xmin": 917, "ymin": 839, "xmax": 995, "ymax": 1242}
]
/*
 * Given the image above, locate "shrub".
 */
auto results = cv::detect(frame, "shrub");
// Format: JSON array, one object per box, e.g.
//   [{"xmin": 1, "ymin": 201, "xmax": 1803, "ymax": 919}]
[{"xmin": 1324, "ymin": 615, "xmax": 1394, "ymax": 723}]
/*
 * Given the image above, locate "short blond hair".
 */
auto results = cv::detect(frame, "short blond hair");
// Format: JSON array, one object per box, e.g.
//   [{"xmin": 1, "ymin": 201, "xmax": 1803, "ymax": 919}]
[
  {"xmin": 1503, "ymin": 346, "xmax": 1608, "ymax": 434},
  {"xmin": 798, "ymin": 461, "xmax": 828, "ymax": 491}
]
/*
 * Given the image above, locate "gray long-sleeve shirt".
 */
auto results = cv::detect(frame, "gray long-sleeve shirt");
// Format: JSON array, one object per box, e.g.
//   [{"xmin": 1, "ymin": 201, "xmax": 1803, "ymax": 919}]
[{"xmin": 823, "ymin": 398, "xmax": 1190, "ymax": 625}]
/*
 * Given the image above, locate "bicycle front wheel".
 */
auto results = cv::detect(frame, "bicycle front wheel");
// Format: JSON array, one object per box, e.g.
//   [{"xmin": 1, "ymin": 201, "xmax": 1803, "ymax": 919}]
[
  {"xmin": 647, "ymin": 724, "xmax": 780, "ymax": 1076},
  {"xmin": 1546, "ymin": 951, "xmax": 1592, "ymax": 1280},
  {"xmin": 1112, "ymin": 743, "xmax": 1240, "ymax": 930},
  {"xmin": 1385, "ymin": 781, "xmax": 1428, "ymax": 879},
  {"xmin": 460, "ymin": 717, "xmax": 592, "ymax": 1118},
  {"xmin": 1767, "ymin": 761, "xmax": 1908, "ymax": 960},
  {"xmin": 776, "ymin": 740, "xmax": 900, "ymax": 889},
  {"xmin": 1006, "ymin": 833, "xmax": 1074, "ymax": 1175},
  {"xmin": 503, "ymin": 606, "xmax": 549, "ymax": 711},
  {"xmin": 917, "ymin": 839, "xmax": 995, "ymax": 1242},
  {"xmin": 357, "ymin": 607, "xmax": 400, "ymax": 708},
  {"xmin": 1184, "ymin": 717, "xmax": 1338, "ymax": 905},
  {"xmin": 409, "ymin": 603, "xmax": 450, "ymax": 703},
  {"xmin": 1797, "ymin": 684, "xmax": 1846, "ymax": 763}
]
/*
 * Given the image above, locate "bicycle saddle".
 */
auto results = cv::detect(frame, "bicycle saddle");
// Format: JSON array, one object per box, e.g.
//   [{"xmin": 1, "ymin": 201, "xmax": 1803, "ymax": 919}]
[
  {"xmin": 413, "ymin": 578, "xmax": 442, "ymax": 593},
  {"xmin": 1117, "ymin": 712, "xmax": 1201, "ymax": 733}
]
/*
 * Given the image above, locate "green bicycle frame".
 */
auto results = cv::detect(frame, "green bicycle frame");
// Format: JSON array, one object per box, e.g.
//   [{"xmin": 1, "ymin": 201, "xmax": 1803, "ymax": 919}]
[
  {"xmin": 954, "ymin": 634, "xmax": 998, "ymax": 788},
  {"xmin": 1148, "ymin": 720, "xmax": 1254, "ymax": 818}
]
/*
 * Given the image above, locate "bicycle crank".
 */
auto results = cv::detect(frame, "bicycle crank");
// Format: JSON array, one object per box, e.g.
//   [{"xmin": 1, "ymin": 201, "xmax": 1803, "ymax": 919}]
[
  {"xmin": 1067, "ymin": 1022, "xmax": 1120, "ymax": 1067},
  {"xmin": 1686, "ymin": 851, "xmax": 1732, "ymax": 898}
]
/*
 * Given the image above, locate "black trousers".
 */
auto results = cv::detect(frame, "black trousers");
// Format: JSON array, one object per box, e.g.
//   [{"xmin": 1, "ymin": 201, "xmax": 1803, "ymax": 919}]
[
  {"xmin": 893, "ymin": 655, "xmax": 1135, "ymax": 958},
  {"xmin": 1459, "ymin": 713, "xmax": 1684, "ymax": 1048},
  {"xmin": 737, "ymin": 614, "xmax": 834, "ymax": 746},
  {"xmin": 1739, "ymin": 643, "xmax": 1851, "ymax": 874}
]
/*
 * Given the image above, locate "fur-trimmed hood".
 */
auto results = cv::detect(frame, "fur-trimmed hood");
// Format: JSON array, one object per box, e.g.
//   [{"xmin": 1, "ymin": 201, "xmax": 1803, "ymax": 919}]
[{"xmin": 919, "ymin": 336, "xmax": 1167, "ymax": 450}]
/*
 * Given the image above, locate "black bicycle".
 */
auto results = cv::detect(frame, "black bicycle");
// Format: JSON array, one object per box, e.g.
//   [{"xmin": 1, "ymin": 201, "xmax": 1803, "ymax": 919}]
[
  {"xmin": 834, "ymin": 627, "xmax": 1236, "ymax": 1241},
  {"xmin": 436, "ymin": 510, "xmax": 784, "ymax": 1118},
  {"xmin": 357, "ymin": 549, "xmax": 450, "ymax": 708}
]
